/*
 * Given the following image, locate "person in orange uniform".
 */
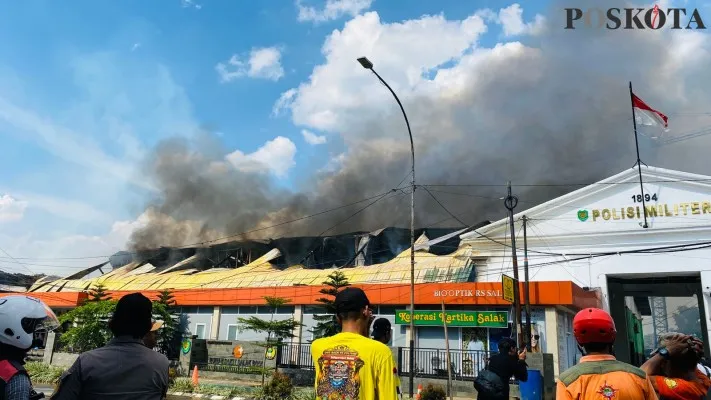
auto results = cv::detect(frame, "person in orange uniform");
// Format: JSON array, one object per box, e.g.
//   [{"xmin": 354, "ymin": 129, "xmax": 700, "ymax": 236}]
[
  {"xmin": 641, "ymin": 333, "xmax": 711, "ymax": 400},
  {"xmin": 556, "ymin": 308, "xmax": 658, "ymax": 400}
]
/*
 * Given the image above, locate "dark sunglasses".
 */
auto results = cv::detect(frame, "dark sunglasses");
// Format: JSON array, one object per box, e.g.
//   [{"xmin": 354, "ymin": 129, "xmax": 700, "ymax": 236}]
[{"xmin": 533, "ymin": 335, "xmax": 540, "ymax": 340}]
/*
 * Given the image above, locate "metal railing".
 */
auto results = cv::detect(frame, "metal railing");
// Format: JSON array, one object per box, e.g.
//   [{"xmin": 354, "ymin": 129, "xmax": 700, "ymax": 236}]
[
  {"xmin": 398, "ymin": 347, "xmax": 489, "ymax": 381},
  {"xmin": 276, "ymin": 343, "xmax": 314, "ymax": 369},
  {"xmin": 275, "ymin": 343, "xmax": 489, "ymax": 381}
]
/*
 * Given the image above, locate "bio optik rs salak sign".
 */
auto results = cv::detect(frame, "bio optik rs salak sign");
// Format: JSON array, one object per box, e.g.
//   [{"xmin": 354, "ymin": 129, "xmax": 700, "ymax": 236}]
[{"xmin": 394, "ymin": 310, "xmax": 508, "ymax": 328}]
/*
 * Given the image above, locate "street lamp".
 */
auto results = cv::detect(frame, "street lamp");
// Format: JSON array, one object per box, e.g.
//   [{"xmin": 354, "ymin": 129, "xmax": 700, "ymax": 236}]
[{"xmin": 357, "ymin": 56, "xmax": 416, "ymax": 397}]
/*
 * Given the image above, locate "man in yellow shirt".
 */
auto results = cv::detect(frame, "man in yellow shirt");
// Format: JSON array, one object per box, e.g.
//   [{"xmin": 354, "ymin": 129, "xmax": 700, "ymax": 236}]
[{"xmin": 311, "ymin": 287, "xmax": 399, "ymax": 400}]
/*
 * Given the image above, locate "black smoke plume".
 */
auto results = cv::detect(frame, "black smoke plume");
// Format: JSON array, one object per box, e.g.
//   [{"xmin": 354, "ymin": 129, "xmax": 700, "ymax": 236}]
[{"xmin": 129, "ymin": 0, "xmax": 711, "ymax": 250}]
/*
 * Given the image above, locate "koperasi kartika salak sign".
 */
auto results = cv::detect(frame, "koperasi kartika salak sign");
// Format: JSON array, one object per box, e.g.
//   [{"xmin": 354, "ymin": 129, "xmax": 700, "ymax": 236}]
[{"xmin": 394, "ymin": 310, "xmax": 508, "ymax": 328}]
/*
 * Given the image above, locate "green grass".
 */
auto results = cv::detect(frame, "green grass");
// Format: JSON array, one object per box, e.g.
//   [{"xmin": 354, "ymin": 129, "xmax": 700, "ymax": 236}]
[
  {"xmin": 169, "ymin": 378, "xmax": 315, "ymax": 399},
  {"xmin": 25, "ymin": 362, "xmax": 67, "ymax": 385}
]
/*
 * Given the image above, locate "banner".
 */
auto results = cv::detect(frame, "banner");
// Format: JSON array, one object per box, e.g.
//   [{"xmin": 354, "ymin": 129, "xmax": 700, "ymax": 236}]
[{"xmin": 394, "ymin": 310, "xmax": 508, "ymax": 328}]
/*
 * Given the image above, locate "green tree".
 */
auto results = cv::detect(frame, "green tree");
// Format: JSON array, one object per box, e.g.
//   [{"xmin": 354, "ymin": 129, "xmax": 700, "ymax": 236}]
[
  {"xmin": 153, "ymin": 289, "xmax": 181, "ymax": 358},
  {"xmin": 87, "ymin": 283, "xmax": 111, "ymax": 302},
  {"xmin": 238, "ymin": 296, "xmax": 302, "ymax": 384},
  {"xmin": 157, "ymin": 289, "xmax": 176, "ymax": 306},
  {"xmin": 59, "ymin": 300, "xmax": 117, "ymax": 353},
  {"xmin": 310, "ymin": 270, "xmax": 350, "ymax": 340}
]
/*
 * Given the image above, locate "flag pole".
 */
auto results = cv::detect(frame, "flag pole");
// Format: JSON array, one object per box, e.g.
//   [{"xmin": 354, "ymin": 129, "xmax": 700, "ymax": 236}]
[{"xmin": 629, "ymin": 81, "xmax": 649, "ymax": 229}]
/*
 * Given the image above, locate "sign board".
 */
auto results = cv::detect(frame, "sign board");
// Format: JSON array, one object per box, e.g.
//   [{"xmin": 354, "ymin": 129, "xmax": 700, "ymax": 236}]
[
  {"xmin": 394, "ymin": 310, "xmax": 508, "ymax": 328},
  {"xmin": 502, "ymin": 274, "xmax": 515, "ymax": 303}
]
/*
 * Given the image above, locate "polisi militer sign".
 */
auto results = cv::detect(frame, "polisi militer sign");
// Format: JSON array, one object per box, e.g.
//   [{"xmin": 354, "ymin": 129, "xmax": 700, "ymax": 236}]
[{"xmin": 565, "ymin": 5, "xmax": 706, "ymax": 30}]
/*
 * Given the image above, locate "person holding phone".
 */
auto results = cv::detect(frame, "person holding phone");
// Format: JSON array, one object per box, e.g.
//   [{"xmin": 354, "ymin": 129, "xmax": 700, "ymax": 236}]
[{"xmin": 474, "ymin": 338, "xmax": 528, "ymax": 400}]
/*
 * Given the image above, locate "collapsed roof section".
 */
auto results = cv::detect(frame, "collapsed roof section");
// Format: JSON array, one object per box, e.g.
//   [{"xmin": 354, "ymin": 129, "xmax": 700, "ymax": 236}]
[{"xmin": 29, "ymin": 225, "xmax": 487, "ymax": 293}]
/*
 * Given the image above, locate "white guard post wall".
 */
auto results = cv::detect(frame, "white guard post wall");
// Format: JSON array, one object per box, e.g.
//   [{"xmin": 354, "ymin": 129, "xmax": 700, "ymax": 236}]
[{"xmin": 461, "ymin": 166, "xmax": 711, "ymax": 368}]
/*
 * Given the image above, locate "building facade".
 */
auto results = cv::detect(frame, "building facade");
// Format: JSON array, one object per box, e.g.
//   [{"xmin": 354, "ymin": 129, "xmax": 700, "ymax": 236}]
[{"xmin": 460, "ymin": 166, "xmax": 711, "ymax": 365}]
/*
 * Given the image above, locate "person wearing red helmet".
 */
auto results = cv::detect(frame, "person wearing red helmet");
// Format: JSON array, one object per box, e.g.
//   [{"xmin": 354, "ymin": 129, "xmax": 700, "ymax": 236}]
[{"xmin": 556, "ymin": 308, "xmax": 658, "ymax": 399}]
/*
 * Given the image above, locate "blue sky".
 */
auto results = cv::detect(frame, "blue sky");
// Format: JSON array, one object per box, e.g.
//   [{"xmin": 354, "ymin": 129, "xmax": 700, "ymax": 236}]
[{"xmin": 0, "ymin": 0, "xmax": 603, "ymax": 274}]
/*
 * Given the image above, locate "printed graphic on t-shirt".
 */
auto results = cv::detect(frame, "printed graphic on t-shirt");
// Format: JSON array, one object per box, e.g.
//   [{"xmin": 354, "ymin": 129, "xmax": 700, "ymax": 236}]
[
  {"xmin": 316, "ymin": 344, "xmax": 365, "ymax": 400},
  {"xmin": 597, "ymin": 382, "xmax": 619, "ymax": 398},
  {"xmin": 664, "ymin": 377, "xmax": 678, "ymax": 389}
]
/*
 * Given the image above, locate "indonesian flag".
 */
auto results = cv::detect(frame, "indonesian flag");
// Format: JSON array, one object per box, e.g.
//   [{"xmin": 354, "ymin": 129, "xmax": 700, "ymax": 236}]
[{"xmin": 632, "ymin": 92, "xmax": 668, "ymax": 128}]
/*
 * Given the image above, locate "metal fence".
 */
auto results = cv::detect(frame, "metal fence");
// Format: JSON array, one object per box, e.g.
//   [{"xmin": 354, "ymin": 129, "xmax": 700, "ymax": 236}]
[
  {"xmin": 276, "ymin": 343, "xmax": 489, "ymax": 381},
  {"xmin": 397, "ymin": 347, "xmax": 489, "ymax": 381},
  {"xmin": 276, "ymin": 343, "xmax": 314, "ymax": 369}
]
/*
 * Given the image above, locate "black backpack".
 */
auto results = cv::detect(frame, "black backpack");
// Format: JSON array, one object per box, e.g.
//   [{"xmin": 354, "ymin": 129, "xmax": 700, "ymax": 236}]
[{"xmin": 474, "ymin": 369, "xmax": 507, "ymax": 400}]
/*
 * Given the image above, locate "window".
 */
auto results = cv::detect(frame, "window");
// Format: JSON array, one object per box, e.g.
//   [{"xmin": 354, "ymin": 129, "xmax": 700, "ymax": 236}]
[
  {"xmin": 195, "ymin": 323, "xmax": 206, "ymax": 339},
  {"xmin": 239, "ymin": 306, "xmax": 257, "ymax": 314},
  {"xmin": 222, "ymin": 306, "xmax": 239, "ymax": 314},
  {"xmin": 227, "ymin": 325, "xmax": 238, "ymax": 340}
]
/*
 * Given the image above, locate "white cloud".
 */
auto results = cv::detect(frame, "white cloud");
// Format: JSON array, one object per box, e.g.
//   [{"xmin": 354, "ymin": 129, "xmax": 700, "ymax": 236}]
[
  {"xmin": 319, "ymin": 152, "xmax": 346, "ymax": 173},
  {"xmin": 275, "ymin": 11, "xmax": 488, "ymax": 132},
  {"xmin": 297, "ymin": 0, "xmax": 373, "ymax": 23},
  {"xmin": 181, "ymin": 0, "xmax": 202, "ymax": 9},
  {"xmin": 301, "ymin": 129, "xmax": 327, "ymax": 145},
  {"xmin": 216, "ymin": 47, "xmax": 285, "ymax": 83},
  {"xmin": 0, "ymin": 212, "xmax": 148, "ymax": 276},
  {"xmin": 496, "ymin": 4, "xmax": 545, "ymax": 37},
  {"xmin": 131, "ymin": 43, "xmax": 141, "ymax": 52},
  {"xmin": 272, "ymin": 88, "xmax": 297, "ymax": 117},
  {"xmin": 0, "ymin": 195, "xmax": 27, "ymax": 222},
  {"xmin": 225, "ymin": 136, "xmax": 297, "ymax": 178},
  {"xmin": 0, "ymin": 96, "xmax": 155, "ymax": 192}
]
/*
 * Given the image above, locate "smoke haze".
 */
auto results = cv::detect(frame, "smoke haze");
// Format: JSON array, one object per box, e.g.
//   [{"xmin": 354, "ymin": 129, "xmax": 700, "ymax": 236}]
[{"xmin": 129, "ymin": 0, "xmax": 711, "ymax": 250}]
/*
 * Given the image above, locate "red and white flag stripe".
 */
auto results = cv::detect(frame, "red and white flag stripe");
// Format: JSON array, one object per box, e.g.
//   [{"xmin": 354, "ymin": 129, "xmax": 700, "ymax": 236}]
[{"xmin": 632, "ymin": 93, "xmax": 668, "ymax": 128}]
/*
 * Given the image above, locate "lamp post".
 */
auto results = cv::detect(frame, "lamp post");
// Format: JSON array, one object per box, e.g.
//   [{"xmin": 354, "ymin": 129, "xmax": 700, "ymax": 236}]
[{"xmin": 357, "ymin": 56, "xmax": 416, "ymax": 396}]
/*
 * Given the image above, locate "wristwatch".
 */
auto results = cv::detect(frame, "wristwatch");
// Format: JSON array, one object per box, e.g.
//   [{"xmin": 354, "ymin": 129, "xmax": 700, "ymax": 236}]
[{"xmin": 658, "ymin": 348, "xmax": 670, "ymax": 359}]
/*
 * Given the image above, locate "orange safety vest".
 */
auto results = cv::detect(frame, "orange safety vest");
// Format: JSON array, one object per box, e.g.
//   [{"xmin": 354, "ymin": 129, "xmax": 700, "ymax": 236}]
[{"xmin": 556, "ymin": 354, "xmax": 658, "ymax": 400}]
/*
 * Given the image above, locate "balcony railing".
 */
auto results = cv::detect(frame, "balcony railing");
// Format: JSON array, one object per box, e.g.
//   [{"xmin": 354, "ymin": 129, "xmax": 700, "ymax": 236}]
[{"xmin": 275, "ymin": 343, "xmax": 489, "ymax": 381}]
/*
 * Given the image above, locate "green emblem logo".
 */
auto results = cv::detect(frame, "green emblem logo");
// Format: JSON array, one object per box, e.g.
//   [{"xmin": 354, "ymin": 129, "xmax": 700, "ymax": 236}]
[
  {"xmin": 577, "ymin": 210, "xmax": 589, "ymax": 222},
  {"xmin": 181, "ymin": 339, "xmax": 192, "ymax": 355}
]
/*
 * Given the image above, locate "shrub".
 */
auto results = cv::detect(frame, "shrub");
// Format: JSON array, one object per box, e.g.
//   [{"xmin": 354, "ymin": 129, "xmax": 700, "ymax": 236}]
[
  {"xmin": 420, "ymin": 384, "xmax": 446, "ymax": 400},
  {"xmin": 258, "ymin": 371, "xmax": 294, "ymax": 400},
  {"xmin": 25, "ymin": 362, "xmax": 66, "ymax": 385},
  {"xmin": 170, "ymin": 377, "xmax": 195, "ymax": 393},
  {"xmin": 292, "ymin": 388, "xmax": 316, "ymax": 400}
]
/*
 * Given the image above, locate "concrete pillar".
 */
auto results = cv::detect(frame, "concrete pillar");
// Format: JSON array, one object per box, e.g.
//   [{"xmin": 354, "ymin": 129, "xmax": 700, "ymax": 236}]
[
  {"xmin": 43, "ymin": 332, "xmax": 56, "ymax": 365},
  {"xmin": 291, "ymin": 305, "xmax": 305, "ymax": 365},
  {"xmin": 544, "ymin": 307, "xmax": 560, "ymax": 376},
  {"xmin": 293, "ymin": 305, "xmax": 304, "ymax": 343},
  {"xmin": 210, "ymin": 306, "xmax": 221, "ymax": 340}
]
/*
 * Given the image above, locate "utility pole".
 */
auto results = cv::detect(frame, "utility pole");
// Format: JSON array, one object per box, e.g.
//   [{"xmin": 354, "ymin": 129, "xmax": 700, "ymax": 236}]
[
  {"xmin": 522, "ymin": 215, "xmax": 532, "ymax": 351},
  {"xmin": 504, "ymin": 182, "xmax": 522, "ymax": 347}
]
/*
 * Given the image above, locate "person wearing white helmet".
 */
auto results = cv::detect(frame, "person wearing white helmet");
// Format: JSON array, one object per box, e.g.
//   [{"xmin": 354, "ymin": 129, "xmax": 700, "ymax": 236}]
[{"xmin": 0, "ymin": 295, "xmax": 60, "ymax": 400}]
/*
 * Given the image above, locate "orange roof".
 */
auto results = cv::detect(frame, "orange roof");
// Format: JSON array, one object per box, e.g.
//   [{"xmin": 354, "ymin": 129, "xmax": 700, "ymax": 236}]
[{"xmin": 4, "ymin": 281, "xmax": 600, "ymax": 310}]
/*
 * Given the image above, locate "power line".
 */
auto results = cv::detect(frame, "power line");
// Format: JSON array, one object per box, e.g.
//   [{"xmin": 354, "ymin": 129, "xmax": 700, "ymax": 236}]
[{"xmin": 421, "ymin": 177, "xmax": 711, "ymax": 188}]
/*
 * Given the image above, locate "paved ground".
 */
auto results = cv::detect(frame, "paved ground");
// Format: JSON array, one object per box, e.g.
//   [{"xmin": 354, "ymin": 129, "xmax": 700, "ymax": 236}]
[{"xmin": 35, "ymin": 386, "xmax": 54, "ymax": 397}]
